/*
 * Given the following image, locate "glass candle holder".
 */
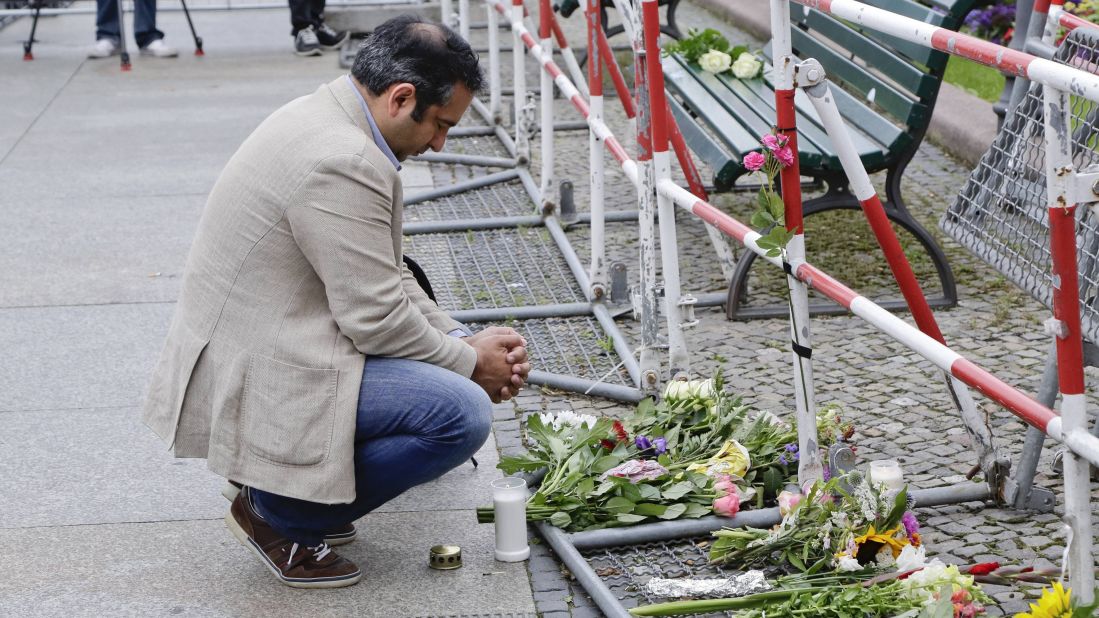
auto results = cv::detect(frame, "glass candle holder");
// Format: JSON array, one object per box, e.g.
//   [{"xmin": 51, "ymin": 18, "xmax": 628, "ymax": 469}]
[
  {"xmin": 868, "ymin": 459, "xmax": 904, "ymax": 491},
  {"xmin": 491, "ymin": 476, "xmax": 530, "ymax": 562}
]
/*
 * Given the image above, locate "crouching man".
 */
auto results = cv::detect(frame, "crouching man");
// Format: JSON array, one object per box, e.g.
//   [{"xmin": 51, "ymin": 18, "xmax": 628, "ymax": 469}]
[{"xmin": 142, "ymin": 15, "xmax": 529, "ymax": 589}]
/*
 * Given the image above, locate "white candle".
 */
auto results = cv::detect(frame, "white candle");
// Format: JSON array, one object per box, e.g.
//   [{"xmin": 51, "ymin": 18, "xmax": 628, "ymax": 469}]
[
  {"xmin": 491, "ymin": 477, "xmax": 530, "ymax": 562},
  {"xmin": 868, "ymin": 459, "xmax": 904, "ymax": 491}
]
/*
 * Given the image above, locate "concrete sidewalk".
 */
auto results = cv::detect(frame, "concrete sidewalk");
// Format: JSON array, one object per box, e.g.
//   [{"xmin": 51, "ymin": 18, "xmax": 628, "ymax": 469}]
[{"xmin": 0, "ymin": 8, "xmax": 534, "ymax": 617}]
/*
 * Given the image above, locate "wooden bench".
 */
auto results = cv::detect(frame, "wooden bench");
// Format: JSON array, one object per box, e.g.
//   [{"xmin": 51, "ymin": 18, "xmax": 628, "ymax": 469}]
[{"xmin": 662, "ymin": 0, "xmax": 974, "ymax": 318}]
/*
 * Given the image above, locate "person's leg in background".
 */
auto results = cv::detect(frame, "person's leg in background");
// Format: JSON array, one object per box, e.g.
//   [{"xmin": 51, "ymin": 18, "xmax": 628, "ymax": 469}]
[
  {"xmin": 309, "ymin": 0, "xmax": 348, "ymax": 50},
  {"xmin": 231, "ymin": 357, "xmax": 493, "ymax": 586},
  {"xmin": 288, "ymin": 0, "xmax": 322, "ymax": 56},
  {"xmin": 88, "ymin": 0, "xmax": 120, "ymax": 58},
  {"xmin": 133, "ymin": 0, "xmax": 177, "ymax": 56}
]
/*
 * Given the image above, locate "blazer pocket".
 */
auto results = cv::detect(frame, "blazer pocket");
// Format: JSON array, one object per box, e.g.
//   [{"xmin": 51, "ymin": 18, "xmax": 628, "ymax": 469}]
[{"xmin": 240, "ymin": 354, "xmax": 338, "ymax": 467}]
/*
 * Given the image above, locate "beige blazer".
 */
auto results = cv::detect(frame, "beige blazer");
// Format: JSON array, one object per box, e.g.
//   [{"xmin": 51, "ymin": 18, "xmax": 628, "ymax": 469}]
[{"xmin": 142, "ymin": 76, "xmax": 477, "ymax": 504}]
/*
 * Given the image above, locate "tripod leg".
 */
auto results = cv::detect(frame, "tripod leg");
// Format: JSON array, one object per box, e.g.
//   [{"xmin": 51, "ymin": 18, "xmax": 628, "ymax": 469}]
[
  {"xmin": 179, "ymin": 0, "xmax": 204, "ymax": 55},
  {"xmin": 23, "ymin": 1, "xmax": 42, "ymax": 60},
  {"xmin": 117, "ymin": 0, "xmax": 132, "ymax": 70}
]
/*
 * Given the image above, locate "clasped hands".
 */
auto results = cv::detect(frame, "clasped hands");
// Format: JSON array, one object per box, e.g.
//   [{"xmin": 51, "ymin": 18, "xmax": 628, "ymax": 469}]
[{"xmin": 467, "ymin": 326, "xmax": 531, "ymax": 403}]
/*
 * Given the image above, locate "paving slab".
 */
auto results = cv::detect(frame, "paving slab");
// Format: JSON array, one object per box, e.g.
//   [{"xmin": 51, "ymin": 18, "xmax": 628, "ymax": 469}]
[
  {"xmin": 0, "ymin": 302, "xmax": 173, "ymax": 412},
  {"xmin": 0, "ymin": 193, "xmax": 203, "ymax": 308},
  {"xmin": 0, "ymin": 513, "xmax": 535, "ymax": 617},
  {"xmin": 0, "ymin": 404, "xmax": 505, "ymax": 528}
]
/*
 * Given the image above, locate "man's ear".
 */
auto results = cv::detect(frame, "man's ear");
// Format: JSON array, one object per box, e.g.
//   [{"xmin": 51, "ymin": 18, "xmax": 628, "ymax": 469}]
[{"xmin": 387, "ymin": 83, "xmax": 417, "ymax": 118}]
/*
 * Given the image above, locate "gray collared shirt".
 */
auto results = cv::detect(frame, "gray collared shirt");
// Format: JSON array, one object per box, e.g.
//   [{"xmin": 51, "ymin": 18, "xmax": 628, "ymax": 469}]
[{"xmin": 347, "ymin": 75, "xmax": 401, "ymax": 171}]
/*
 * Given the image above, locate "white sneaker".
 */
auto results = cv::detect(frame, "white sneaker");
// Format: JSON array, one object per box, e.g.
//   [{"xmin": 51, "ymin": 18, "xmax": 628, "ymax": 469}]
[
  {"xmin": 87, "ymin": 38, "xmax": 119, "ymax": 59},
  {"xmin": 140, "ymin": 39, "xmax": 178, "ymax": 58}
]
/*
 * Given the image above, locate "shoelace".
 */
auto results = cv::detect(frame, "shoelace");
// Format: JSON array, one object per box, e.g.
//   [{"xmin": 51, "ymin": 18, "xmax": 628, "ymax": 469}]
[
  {"xmin": 317, "ymin": 24, "xmax": 338, "ymax": 37},
  {"xmin": 286, "ymin": 541, "xmax": 332, "ymax": 566},
  {"xmin": 299, "ymin": 27, "xmax": 320, "ymax": 46}
]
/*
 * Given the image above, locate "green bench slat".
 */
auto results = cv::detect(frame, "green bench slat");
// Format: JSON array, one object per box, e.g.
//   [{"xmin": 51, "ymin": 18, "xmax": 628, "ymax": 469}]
[
  {"xmin": 714, "ymin": 69, "xmax": 889, "ymax": 170},
  {"xmin": 665, "ymin": 95, "xmax": 742, "ymax": 188},
  {"xmin": 790, "ymin": 27, "xmax": 927, "ymax": 127},
  {"xmin": 795, "ymin": 10, "xmax": 939, "ymax": 98},
  {"xmin": 853, "ymin": 0, "xmax": 948, "ymax": 25},
  {"xmin": 663, "ymin": 57, "xmax": 761, "ymax": 155}
]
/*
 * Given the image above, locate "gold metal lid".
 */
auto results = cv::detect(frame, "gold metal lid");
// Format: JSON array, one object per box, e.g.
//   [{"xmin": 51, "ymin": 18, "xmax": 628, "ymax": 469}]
[{"xmin": 428, "ymin": 544, "xmax": 462, "ymax": 570}]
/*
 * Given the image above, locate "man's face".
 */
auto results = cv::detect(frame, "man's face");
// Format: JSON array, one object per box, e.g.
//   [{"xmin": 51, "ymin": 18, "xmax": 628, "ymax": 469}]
[{"xmin": 386, "ymin": 83, "xmax": 473, "ymax": 161}]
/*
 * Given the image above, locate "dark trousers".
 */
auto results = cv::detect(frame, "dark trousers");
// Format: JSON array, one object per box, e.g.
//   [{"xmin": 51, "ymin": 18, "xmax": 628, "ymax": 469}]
[
  {"xmin": 96, "ymin": 0, "xmax": 163, "ymax": 48},
  {"xmin": 289, "ymin": 0, "xmax": 325, "ymax": 35}
]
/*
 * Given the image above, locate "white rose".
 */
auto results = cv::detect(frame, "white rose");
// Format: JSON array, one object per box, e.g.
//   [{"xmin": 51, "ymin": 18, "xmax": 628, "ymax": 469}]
[
  {"xmin": 698, "ymin": 49, "xmax": 732, "ymax": 74},
  {"xmin": 894, "ymin": 544, "xmax": 929, "ymax": 572},
  {"xmin": 731, "ymin": 52, "xmax": 762, "ymax": 79}
]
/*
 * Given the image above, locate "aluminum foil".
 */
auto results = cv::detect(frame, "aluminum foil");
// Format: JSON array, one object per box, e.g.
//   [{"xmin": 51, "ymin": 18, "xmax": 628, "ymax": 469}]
[{"xmin": 645, "ymin": 571, "xmax": 772, "ymax": 598}]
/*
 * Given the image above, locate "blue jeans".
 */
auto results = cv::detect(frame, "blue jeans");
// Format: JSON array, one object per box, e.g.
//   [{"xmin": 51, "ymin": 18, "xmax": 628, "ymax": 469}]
[
  {"xmin": 250, "ymin": 357, "xmax": 493, "ymax": 545},
  {"xmin": 96, "ymin": 0, "xmax": 163, "ymax": 48}
]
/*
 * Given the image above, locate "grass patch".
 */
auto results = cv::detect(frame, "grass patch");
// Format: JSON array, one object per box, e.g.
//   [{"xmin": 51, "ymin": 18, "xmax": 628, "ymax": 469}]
[{"xmin": 943, "ymin": 56, "xmax": 1006, "ymax": 103}]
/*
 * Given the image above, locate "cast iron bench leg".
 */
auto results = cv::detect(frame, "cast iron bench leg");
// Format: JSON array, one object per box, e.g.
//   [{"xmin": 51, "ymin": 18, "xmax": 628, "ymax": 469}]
[{"xmin": 725, "ymin": 176, "xmax": 958, "ymax": 320}]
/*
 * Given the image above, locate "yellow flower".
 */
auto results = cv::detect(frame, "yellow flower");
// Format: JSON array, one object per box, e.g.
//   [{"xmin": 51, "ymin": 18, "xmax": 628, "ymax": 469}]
[
  {"xmin": 685, "ymin": 440, "xmax": 750, "ymax": 478},
  {"xmin": 853, "ymin": 525, "xmax": 909, "ymax": 558},
  {"xmin": 1014, "ymin": 582, "xmax": 1073, "ymax": 618}
]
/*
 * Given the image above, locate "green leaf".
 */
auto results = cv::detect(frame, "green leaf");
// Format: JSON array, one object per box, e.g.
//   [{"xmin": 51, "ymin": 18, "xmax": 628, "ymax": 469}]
[
  {"xmin": 751, "ymin": 210, "xmax": 775, "ymax": 229},
  {"xmin": 767, "ymin": 192, "xmax": 786, "ymax": 219},
  {"xmin": 787, "ymin": 550, "xmax": 806, "ymax": 571},
  {"xmin": 605, "ymin": 496, "xmax": 636, "ymax": 514},
  {"xmin": 632, "ymin": 503, "xmax": 668, "ymax": 517},
  {"xmin": 683, "ymin": 503, "xmax": 710, "ymax": 518},
  {"xmin": 576, "ymin": 477, "xmax": 595, "ymax": 497},
  {"xmin": 592, "ymin": 480, "xmax": 617, "ymax": 497},
  {"xmin": 638, "ymin": 484, "xmax": 662, "ymax": 501},
  {"xmin": 592, "ymin": 455, "xmax": 622, "ymax": 474},
  {"xmin": 658, "ymin": 503, "xmax": 688, "ymax": 520},
  {"xmin": 661, "ymin": 481, "xmax": 696, "ymax": 501},
  {"xmin": 730, "ymin": 44, "xmax": 747, "ymax": 59},
  {"xmin": 615, "ymin": 513, "xmax": 648, "ymax": 523},
  {"xmin": 532, "ymin": 492, "xmax": 548, "ymax": 506},
  {"xmin": 621, "ymin": 483, "xmax": 643, "ymax": 503},
  {"xmin": 549, "ymin": 511, "xmax": 572, "ymax": 528}
]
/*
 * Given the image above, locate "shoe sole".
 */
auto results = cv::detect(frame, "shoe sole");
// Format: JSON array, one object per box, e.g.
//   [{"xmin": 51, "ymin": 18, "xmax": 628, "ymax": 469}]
[
  {"xmin": 295, "ymin": 48, "xmax": 323, "ymax": 57},
  {"xmin": 225, "ymin": 511, "xmax": 362, "ymax": 589},
  {"xmin": 221, "ymin": 482, "xmax": 357, "ymax": 546},
  {"xmin": 319, "ymin": 39, "xmax": 347, "ymax": 51}
]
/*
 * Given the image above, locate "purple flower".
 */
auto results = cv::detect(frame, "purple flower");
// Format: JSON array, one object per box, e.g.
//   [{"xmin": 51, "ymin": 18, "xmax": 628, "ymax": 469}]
[
  {"xmin": 784, "ymin": 443, "xmax": 798, "ymax": 452},
  {"xmin": 902, "ymin": 511, "xmax": 919, "ymax": 539},
  {"xmin": 822, "ymin": 466, "xmax": 832, "ymax": 482},
  {"xmin": 653, "ymin": 437, "xmax": 668, "ymax": 455},
  {"xmin": 635, "ymin": 435, "xmax": 652, "ymax": 451},
  {"xmin": 778, "ymin": 454, "xmax": 788, "ymax": 465}
]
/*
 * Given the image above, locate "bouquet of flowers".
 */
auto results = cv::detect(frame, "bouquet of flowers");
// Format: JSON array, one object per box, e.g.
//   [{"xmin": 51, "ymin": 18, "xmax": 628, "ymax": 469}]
[
  {"xmin": 709, "ymin": 472, "xmax": 918, "ymax": 573},
  {"xmin": 477, "ymin": 375, "xmax": 854, "ymax": 531},
  {"xmin": 963, "ymin": 0, "xmax": 1016, "ymax": 46},
  {"xmin": 662, "ymin": 28, "xmax": 764, "ymax": 80}
]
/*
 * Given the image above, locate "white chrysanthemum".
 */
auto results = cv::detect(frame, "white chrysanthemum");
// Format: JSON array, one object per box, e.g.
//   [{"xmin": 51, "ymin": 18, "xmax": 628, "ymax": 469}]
[
  {"xmin": 900, "ymin": 563, "xmax": 972, "ymax": 604},
  {"xmin": 698, "ymin": 49, "xmax": 732, "ymax": 74}
]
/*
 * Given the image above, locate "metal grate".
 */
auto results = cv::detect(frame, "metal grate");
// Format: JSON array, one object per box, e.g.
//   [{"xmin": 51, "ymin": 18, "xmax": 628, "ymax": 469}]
[
  {"xmin": 940, "ymin": 27, "xmax": 1099, "ymax": 344},
  {"xmin": 483, "ymin": 317, "xmax": 634, "ymax": 385},
  {"xmin": 582, "ymin": 539, "xmax": 747, "ymax": 616},
  {"xmin": 403, "ymin": 227, "xmax": 586, "ymax": 311},
  {"xmin": 404, "ymin": 181, "xmax": 534, "ymax": 222}
]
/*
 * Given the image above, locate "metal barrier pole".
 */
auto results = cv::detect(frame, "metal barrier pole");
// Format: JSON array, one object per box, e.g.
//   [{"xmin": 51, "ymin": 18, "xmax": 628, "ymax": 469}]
[
  {"xmin": 643, "ymin": 0, "xmax": 689, "ymax": 379},
  {"xmin": 631, "ymin": 0, "xmax": 661, "ymax": 393},
  {"xmin": 771, "ymin": 0, "xmax": 823, "ymax": 486},
  {"xmin": 550, "ymin": 14, "xmax": 591, "ymax": 99},
  {"xmin": 487, "ymin": 2, "xmax": 503, "ymax": 125},
  {"xmin": 1044, "ymin": 78, "xmax": 1096, "ymax": 602},
  {"xmin": 539, "ymin": 0, "xmax": 556, "ymax": 213},
  {"xmin": 587, "ymin": 0, "xmax": 608, "ymax": 300},
  {"xmin": 441, "ymin": 0, "xmax": 454, "ymax": 29},
  {"xmin": 512, "ymin": 0, "xmax": 528, "ymax": 155},
  {"xmin": 459, "ymin": 0, "xmax": 471, "ymax": 40},
  {"xmin": 800, "ymin": 68, "xmax": 1006, "ymax": 492}
]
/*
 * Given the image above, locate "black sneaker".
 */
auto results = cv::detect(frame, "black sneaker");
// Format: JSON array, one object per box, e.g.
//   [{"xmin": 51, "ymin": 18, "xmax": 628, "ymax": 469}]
[
  {"xmin": 294, "ymin": 26, "xmax": 323, "ymax": 57},
  {"xmin": 315, "ymin": 22, "xmax": 349, "ymax": 50}
]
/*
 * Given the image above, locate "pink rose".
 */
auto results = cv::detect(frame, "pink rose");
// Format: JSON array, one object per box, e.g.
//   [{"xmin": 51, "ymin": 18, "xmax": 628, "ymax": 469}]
[
  {"xmin": 761, "ymin": 133, "xmax": 787, "ymax": 152},
  {"xmin": 777, "ymin": 490, "xmax": 802, "ymax": 517},
  {"xmin": 714, "ymin": 475, "xmax": 737, "ymax": 495},
  {"xmin": 713, "ymin": 488, "xmax": 741, "ymax": 517},
  {"xmin": 775, "ymin": 146, "xmax": 795, "ymax": 167},
  {"xmin": 743, "ymin": 151, "xmax": 766, "ymax": 172}
]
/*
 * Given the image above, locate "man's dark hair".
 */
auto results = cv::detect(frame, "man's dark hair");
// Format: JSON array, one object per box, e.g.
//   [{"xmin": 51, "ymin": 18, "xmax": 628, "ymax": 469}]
[{"xmin": 352, "ymin": 15, "xmax": 484, "ymax": 122}]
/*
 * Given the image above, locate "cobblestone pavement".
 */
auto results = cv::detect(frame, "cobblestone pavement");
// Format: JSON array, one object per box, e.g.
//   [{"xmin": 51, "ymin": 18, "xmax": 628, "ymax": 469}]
[{"xmin": 418, "ymin": 2, "xmax": 1099, "ymax": 615}]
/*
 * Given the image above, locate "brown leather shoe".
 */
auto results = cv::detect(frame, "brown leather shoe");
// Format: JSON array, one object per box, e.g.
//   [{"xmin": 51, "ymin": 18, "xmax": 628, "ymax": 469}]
[
  {"xmin": 223, "ymin": 481, "xmax": 357, "ymax": 546},
  {"xmin": 226, "ymin": 490, "xmax": 362, "ymax": 589}
]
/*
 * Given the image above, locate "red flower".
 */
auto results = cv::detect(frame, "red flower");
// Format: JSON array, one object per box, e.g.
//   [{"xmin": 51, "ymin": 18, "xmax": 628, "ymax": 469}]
[
  {"xmin": 600, "ymin": 439, "xmax": 616, "ymax": 451},
  {"xmin": 966, "ymin": 562, "xmax": 1000, "ymax": 575},
  {"xmin": 612, "ymin": 420, "xmax": 629, "ymax": 443}
]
